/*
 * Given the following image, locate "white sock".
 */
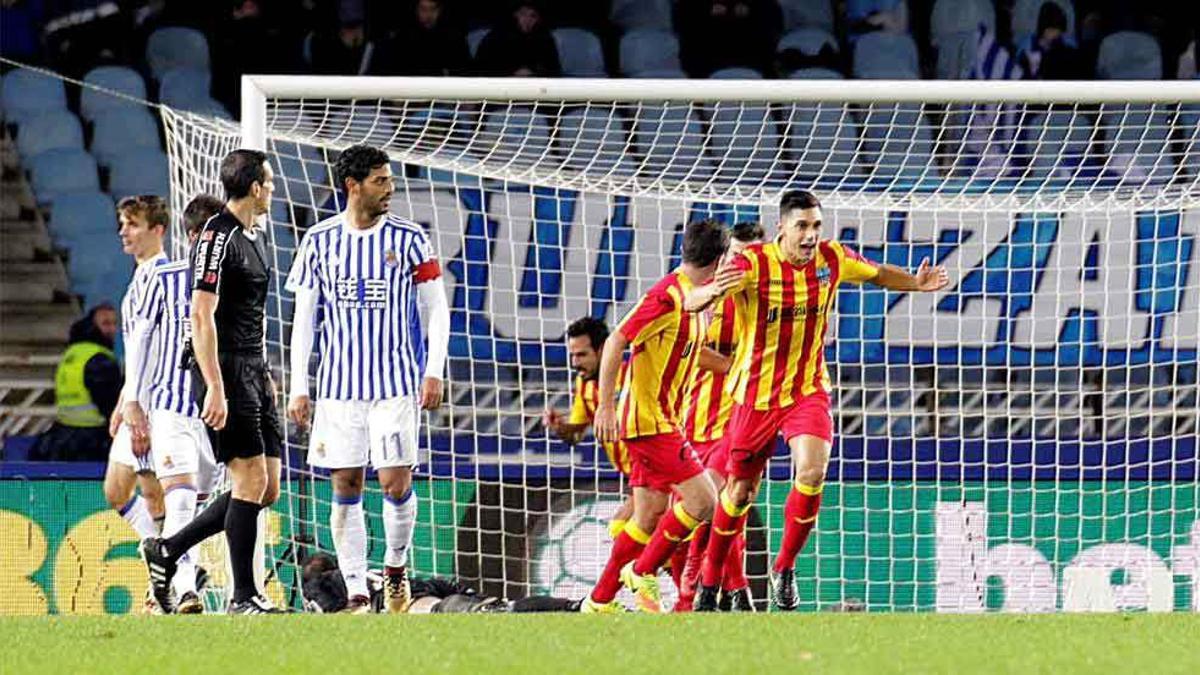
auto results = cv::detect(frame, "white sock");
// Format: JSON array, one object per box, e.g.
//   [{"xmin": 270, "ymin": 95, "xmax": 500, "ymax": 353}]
[
  {"xmin": 118, "ymin": 494, "xmax": 158, "ymax": 540},
  {"xmin": 331, "ymin": 494, "xmax": 369, "ymax": 598},
  {"xmin": 383, "ymin": 489, "xmax": 417, "ymax": 569},
  {"xmin": 163, "ymin": 485, "xmax": 199, "ymax": 597}
]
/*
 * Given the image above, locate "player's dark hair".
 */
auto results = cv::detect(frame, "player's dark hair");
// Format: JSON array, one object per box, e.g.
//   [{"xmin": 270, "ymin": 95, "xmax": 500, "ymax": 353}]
[
  {"xmin": 731, "ymin": 221, "xmax": 765, "ymax": 242},
  {"xmin": 681, "ymin": 219, "xmax": 729, "ymax": 267},
  {"xmin": 116, "ymin": 195, "xmax": 169, "ymax": 231},
  {"xmin": 566, "ymin": 316, "xmax": 609, "ymax": 352},
  {"xmin": 183, "ymin": 194, "xmax": 225, "ymax": 237},
  {"xmin": 779, "ymin": 189, "xmax": 821, "ymax": 218},
  {"xmin": 334, "ymin": 144, "xmax": 391, "ymax": 191},
  {"xmin": 220, "ymin": 148, "xmax": 269, "ymax": 200}
]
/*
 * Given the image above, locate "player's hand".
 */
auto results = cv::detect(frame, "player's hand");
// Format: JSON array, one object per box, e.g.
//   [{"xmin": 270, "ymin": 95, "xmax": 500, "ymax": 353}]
[
  {"xmin": 913, "ymin": 257, "xmax": 950, "ymax": 292},
  {"xmin": 123, "ymin": 401, "xmax": 151, "ymax": 457},
  {"xmin": 108, "ymin": 405, "xmax": 123, "ymax": 438},
  {"xmin": 202, "ymin": 386, "xmax": 228, "ymax": 430},
  {"xmin": 712, "ymin": 263, "xmax": 745, "ymax": 294},
  {"xmin": 287, "ymin": 394, "xmax": 312, "ymax": 432},
  {"xmin": 595, "ymin": 403, "xmax": 618, "ymax": 444},
  {"xmin": 421, "ymin": 377, "xmax": 444, "ymax": 410}
]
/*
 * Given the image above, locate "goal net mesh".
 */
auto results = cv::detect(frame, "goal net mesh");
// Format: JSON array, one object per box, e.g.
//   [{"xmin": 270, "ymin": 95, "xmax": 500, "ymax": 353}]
[{"xmin": 162, "ymin": 87, "xmax": 1200, "ymax": 612}]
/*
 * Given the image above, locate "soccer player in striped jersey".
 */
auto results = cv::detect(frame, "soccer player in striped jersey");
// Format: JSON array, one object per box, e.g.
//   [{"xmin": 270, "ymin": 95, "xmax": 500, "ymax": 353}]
[
  {"xmin": 286, "ymin": 144, "xmax": 451, "ymax": 614},
  {"xmin": 678, "ymin": 221, "xmax": 764, "ymax": 612},
  {"xmin": 581, "ymin": 220, "xmax": 730, "ymax": 614},
  {"xmin": 105, "ymin": 195, "xmax": 169, "ymax": 610},
  {"xmin": 543, "ymin": 317, "xmax": 635, "ymax": 537},
  {"xmin": 126, "ymin": 194, "xmax": 224, "ymax": 613},
  {"xmin": 688, "ymin": 190, "xmax": 949, "ymax": 610}
]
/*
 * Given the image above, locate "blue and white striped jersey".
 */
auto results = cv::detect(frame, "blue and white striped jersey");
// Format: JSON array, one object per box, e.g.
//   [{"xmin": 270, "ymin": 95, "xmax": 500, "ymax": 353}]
[
  {"xmin": 122, "ymin": 252, "xmax": 168, "ymax": 405},
  {"xmin": 285, "ymin": 213, "xmax": 441, "ymax": 401},
  {"xmin": 133, "ymin": 260, "xmax": 199, "ymax": 417}
]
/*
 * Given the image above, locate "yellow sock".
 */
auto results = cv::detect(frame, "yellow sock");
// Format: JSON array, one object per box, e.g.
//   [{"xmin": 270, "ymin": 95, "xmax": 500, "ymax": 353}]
[{"xmin": 608, "ymin": 518, "xmax": 628, "ymax": 540}]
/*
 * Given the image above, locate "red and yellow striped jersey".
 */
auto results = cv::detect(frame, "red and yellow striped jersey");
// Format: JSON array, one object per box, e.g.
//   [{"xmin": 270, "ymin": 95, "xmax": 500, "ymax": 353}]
[
  {"xmin": 682, "ymin": 295, "xmax": 743, "ymax": 443},
  {"xmin": 727, "ymin": 239, "xmax": 879, "ymax": 409},
  {"xmin": 568, "ymin": 361, "xmax": 632, "ymax": 474},
  {"xmin": 615, "ymin": 268, "xmax": 707, "ymax": 439}
]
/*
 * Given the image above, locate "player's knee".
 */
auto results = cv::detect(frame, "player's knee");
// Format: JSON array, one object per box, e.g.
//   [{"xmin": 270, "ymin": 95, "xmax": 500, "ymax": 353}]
[
  {"xmin": 726, "ymin": 479, "xmax": 756, "ymax": 507},
  {"xmin": 379, "ymin": 469, "xmax": 412, "ymax": 501},
  {"xmin": 260, "ymin": 482, "xmax": 280, "ymax": 507},
  {"xmin": 103, "ymin": 480, "xmax": 130, "ymax": 510},
  {"xmin": 794, "ymin": 464, "xmax": 826, "ymax": 489}
]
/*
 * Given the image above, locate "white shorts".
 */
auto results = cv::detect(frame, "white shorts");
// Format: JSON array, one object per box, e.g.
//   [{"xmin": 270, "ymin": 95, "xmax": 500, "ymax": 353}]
[
  {"xmin": 308, "ymin": 396, "xmax": 420, "ymax": 470},
  {"xmin": 150, "ymin": 409, "xmax": 219, "ymax": 494},
  {"xmin": 108, "ymin": 424, "xmax": 155, "ymax": 473}
]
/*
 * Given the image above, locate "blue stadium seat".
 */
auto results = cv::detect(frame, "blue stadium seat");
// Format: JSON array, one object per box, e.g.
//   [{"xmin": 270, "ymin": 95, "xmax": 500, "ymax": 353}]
[
  {"xmin": 610, "ymin": 0, "xmax": 673, "ymax": 31},
  {"xmin": 81, "ymin": 66, "xmax": 147, "ymax": 121},
  {"xmin": 145, "ymin": 26, "xmax": 211, "ymax": 80},
  {"xmin": 467, "ymin": 28, "xmax": 490, "ymax": 58},
  {"xmin": 788, "ymin": 67, "xmax": 844, "ymax": 79},
  {"xmin": 48, "ymin": 191, "xmax": 116, "ymax": 249},
  {"xmin": 271, "ymin": 141, "xmax": 330, "ymax": 225},
  {"xmin": 29, "ymin": 149, "xmax": 100, "ymax": 205},
  {"xmin": 2, "ymin": 69, "xmax": 67, "ymax": 125},
  {"xmin": 1100, "ymin": 105, "xmax": 1174, "ymax": 186},
  {"xmin": 855, "ymin": 104, "xmax": 937, "ymax": 185},
  {"xmin": 16, "ymin": 110, "xmax": 84, "ymax": 160},
  {"xmin": 478, "ymin": 108, "xmax": 553, "ymax": 168},
  {"xmin": 1011, "ymin": 0, "xmax": 1074, "ymax": 48},
  {"xmin": 107, "ymin": 149, "xmax": 171, "ymax": 199},
  {"xmin": 1014, "ymin": 109, "xmax": 1094, "ymax": 182},
  {"xmin": 779, "ymin": 0, "xmax": 835, "ymax": 32},
  {"xmin": 552, "ymin": 28, "xmax": 606, "ymax": 77},
  {"xmin": 1097, "ymin": 31, "xmax": 1162, "ymax": 80},
  {"xmin": 90, "ymin": 108, "xmax": 160, "ymax": 168},
  {"xmin": 784, "ymin": 102, "xmax": 860, "ymax": 183},
  {"xmin": 628, "ymin": 68, "xmax": 688, "ymax": 78},
  {"xmin": 709, "ymin": 102, "xmax": 781, "ymax": 185},
  {"xmin": 930, "ymin": 0, "xmax": 995, "ymax": 47},
  {"xmin": 777, "ymin": 28, "xmax": 839, "ymax": 57},
  {"xmin": 558, "ymin": 107, "xmax": 635, "ymax": 176},
  {"xmin": 709, "ymin": 67, "xmax": 763, "ymax": 79},
  {"xmin": 632, "ymin": 104, "xmax": 711, "ymax": 181},
  {"xmin": 68, "ymin": 235, "xmax": 130, "ymax": 300},
  {"xmin": 853, "ymin": 32, "xmax": 920, "ymax": 78},
  {"xmin": 158, "ymin": 67, "xmax": 212, "ymax": 109},
  {"xmin": 619, "ymin": 29, "xmax": 681, "ymax": 76}
]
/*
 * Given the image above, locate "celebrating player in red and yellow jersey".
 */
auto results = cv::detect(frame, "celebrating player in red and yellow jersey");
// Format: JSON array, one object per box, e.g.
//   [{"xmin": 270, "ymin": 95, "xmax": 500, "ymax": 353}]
[
  {"xmin": 677, "ymin": 222, "xmax": 764, "ymax": 612},
  {"xmin": 689, "ymin": 190, "xmax": 950, "ymax": 611},
  {"xmin": 544, "ymin": 317, "xmax": 634, "ymax": 535},
  {"xmin": 581, "ymin": 220, "xmax": 730, "ymax": 614}
]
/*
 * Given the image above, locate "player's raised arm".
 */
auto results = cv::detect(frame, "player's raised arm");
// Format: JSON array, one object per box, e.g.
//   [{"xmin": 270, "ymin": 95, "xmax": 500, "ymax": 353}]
[
  {"xmin": 683, "ymin": 260, "xmax": 748, "ymax": 312},
  {"xmin": 869, "ymin": 256, "xmax": 951, "ymax": 293}
]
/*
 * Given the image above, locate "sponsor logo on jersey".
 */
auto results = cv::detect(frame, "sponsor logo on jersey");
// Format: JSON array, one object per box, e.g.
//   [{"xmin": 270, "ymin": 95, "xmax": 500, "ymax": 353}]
[
  {"xmin": 335, "ymin": 277, "xmax": 388, "ymax": 309},
  {"xmin": 816, "ymin": 267, "xmax": 831, "ymax": 285}
]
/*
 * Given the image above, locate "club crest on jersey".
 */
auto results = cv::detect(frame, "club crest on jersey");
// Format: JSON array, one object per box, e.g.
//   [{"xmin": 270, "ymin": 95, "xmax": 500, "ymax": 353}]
[
  {"xmin": 385, "ymin": 250, "xmax": 398, "ymax": 268},
  {"xmin": 161, "ymin": 455, "xmax": 174, "ymax": 469},
  {"xmin": 816, "ymin": 267, "xmax": 831, "ymax": 285}
]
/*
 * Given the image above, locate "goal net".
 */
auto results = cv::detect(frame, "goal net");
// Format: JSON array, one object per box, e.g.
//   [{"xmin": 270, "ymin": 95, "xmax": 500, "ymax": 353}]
[{"xmin": 162, "ymin": 77, "xmax": 1200, "ymax": 612}]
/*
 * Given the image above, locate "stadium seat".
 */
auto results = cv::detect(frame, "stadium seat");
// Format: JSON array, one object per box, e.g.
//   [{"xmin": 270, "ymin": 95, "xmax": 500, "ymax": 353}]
[
  {"xmin": 855, "ymin": 104, "xmax": 937, "ymax": 184},
  {"xmin": 708, "ymin": 102, "xmax": 781, "ymax": 185},
  {"xmin": 1099, "ymin": 105, "xmax": 1174, "ymax": 185},
  {"xmin": 81, "ymin": 66, "xmax": 147, "ymax": 121},
  {"xmin": 853, "ymin": 32, "xmax": 920, "ymax": 79},
  {"xmin": 47, "ymin": 191, "xmax": 116, "ymax": 249},
  {"xmin": 930, "ymin": 0, "xmax": 995, "ymax": 48},
  {"xmin": 552, "ymin": 28, "xmax": 607, "ymax": 77},
  {"xmin": 619, "ymin": 29, "xmax": 681, "ymax": 76},
  {"xmin": 934, "ymin": 30, "xmax": 981, "ymax": 80},
  {"xmin": 478, "ymin": 108, "xmax": 553, "ymax": 168},
  {"xmin": 107, "ymin": 149, "xmax": 171, "ymax": 199},
  {"xmin": 784, "ymin": 102, "xmax": 860, "ymax": 182},
  {"xmin": 158, "ymin": 67, "xmax": 212, "ymax": 109},
  {"xmin": 788, "ymin": 67, "xmax": 844, "ymax": 79},
  {"xmin": 558, "ymin": 107, "xmax": 635, "ymax": 176},
  {"xmin": 467, "ymin": 28, "xmax": 490, "ymax": 58},
  {"xmin": 779, "ymin": 0, "xmax": 835, "ymax": 32},
  {"xmin": 145, "ymin": 26, "xmax": 211, "ymax": 80},
  {"xmin": 29, "ymin": 149, "xmax": 100, "ymax": 205},
  {"xmin": 1, "ymin": 69, "xmax": 67, "ymax": 125},
  {"xmin": 1015, "ymin": 108, "xmax": 1094, "ymax": 182},
  {"xmin": 272, "ymin": 141, "xmax": 331, "ymax": 225},
  {"xmin": 15, "ymin": 111, "xmax": 84, "ymax": 160},
  {"xmin": 1096, "ymin": 31, "xmax": 1162, "ymax": 80},
  {"xmin": 632, "ymin": 103, "xmax": 711, "ymax": 181},
  {"xmin": 610, "ymin": 0, "xmax": 673, "ymax": 32},
  {"xmin": 777, "ymin": 27, "xmax": 839, "ymax": 57},
  {"xmin": 628, "ymin": 68, "xmax": 688, "ymax": 79},
  {"xmin": 90, "ymin": 108, "xmax": 161, "ymax": 168},
  {"xmin": 1011, "ymin": 0, "xmax": 1074, "ymax": 47},
  {"xmin": 709, "ymin": 67, "xmax": 763, "ymax": 79}
]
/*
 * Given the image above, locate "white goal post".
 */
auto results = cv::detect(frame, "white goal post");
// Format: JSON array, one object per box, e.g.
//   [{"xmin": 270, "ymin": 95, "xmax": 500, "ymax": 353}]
[{"xmin": 159, "ymin": 75, "xmax": 1200, "ymax": 612}]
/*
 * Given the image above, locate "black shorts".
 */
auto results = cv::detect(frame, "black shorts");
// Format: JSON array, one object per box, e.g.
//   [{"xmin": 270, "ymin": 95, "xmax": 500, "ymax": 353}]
[{"xmin": 192, "ymin": 355, "xmax": 282, "ymax": 463}]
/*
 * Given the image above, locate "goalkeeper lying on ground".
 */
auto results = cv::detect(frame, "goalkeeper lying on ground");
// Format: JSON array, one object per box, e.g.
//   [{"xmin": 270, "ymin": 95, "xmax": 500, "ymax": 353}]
[{"xmin": 303, "ymin": 553, "xmax": 581, "ymax": 614}]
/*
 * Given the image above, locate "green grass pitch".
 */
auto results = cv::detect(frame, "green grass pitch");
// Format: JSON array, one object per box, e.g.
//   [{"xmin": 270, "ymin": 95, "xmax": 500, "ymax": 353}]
[{"xmin": 2, "ymin": 614, "xmax": 1198, "ymax": 674}]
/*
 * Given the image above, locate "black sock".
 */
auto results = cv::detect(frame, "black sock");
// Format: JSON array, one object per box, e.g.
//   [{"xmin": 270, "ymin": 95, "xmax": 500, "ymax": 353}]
[
  {"xmin": 225, "ymin": 497, "xmax": 263, "ymax": 603},
  {"xmin": 164, "ymin": 491, "xmax": 231, "ymax": 560}
]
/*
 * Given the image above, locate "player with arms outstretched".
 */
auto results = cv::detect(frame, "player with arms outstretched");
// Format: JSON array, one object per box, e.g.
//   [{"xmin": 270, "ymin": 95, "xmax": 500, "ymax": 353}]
[
  {"xmin": 689, "ymin": 190, "xmax": 949, "ymax": 610},
  {"xmin": 543, "ymin": 317, "xmax": 634, "ymax": 536},
  {"xmin": 286, "ymin": 144, "xmax": 451, "ymax": 614},
  {"xmin": 581, "ymin": 220, "xmax": 729, "ymax": 614}
]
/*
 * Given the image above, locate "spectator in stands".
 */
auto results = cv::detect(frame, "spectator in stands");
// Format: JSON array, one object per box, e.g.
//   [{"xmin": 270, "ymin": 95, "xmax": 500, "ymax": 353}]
[
  {"xmin": 31, "ymin": 303, "xmax": 122, "ymax": 462},
  {"xmin": 845, "ymin": 0, "xmax": 909, "ymax": 42},
  {"xmin": 677, "ymin": 0, "xmax": 782, "ymax": 77},
  {"xmin": 1018, "ymin": 2, "xmax": 1086, "ymax": 79},
  {"xmin": 307, "ymin": 4, "xmax": 377, "ymax": 75},
  {"xmin": 374, "ymin": 0, "xmax": 471, "ymax": 76},
  {"xmin": 474, "ymin": 0, "xmax": 561, "ymax": 77},
  {"xmin": 212, "ymin": 0, "xmax": 299, "ymax": 111}
]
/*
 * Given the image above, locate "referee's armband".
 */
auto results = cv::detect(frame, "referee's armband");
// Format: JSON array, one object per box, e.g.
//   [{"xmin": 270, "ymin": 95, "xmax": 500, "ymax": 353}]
[{"xmin": 413, "ymin": 258, "xmax": 442, "ymax": 283}]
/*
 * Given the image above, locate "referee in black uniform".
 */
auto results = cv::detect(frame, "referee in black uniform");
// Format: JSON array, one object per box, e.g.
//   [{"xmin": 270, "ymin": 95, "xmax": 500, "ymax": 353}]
[{"xmin": 141, "ymin": 149, "xmax": 284, "ymax": 614}]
